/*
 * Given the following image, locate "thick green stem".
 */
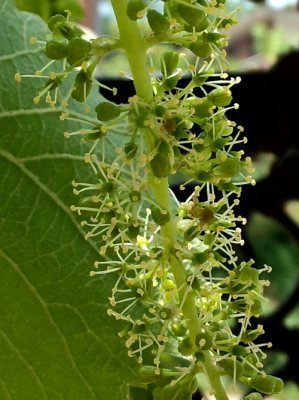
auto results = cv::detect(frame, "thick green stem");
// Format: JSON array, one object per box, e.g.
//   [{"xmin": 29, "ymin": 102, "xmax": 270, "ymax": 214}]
[{"xmin": 109, "ymin": 2, "xmax": 229, "ymax": 399}]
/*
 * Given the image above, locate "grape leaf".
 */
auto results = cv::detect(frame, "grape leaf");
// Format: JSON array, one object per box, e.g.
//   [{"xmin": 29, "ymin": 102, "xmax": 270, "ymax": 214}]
[{"xmin": 0, "ymin": 1, "xmax": 137, "ymax": 399}]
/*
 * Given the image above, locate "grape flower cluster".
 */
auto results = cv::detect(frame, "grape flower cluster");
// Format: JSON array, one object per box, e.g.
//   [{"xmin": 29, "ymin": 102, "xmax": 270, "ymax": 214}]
[{"xmin": 15, "ymin": 1, "xmax": 283, "ymax": 399}]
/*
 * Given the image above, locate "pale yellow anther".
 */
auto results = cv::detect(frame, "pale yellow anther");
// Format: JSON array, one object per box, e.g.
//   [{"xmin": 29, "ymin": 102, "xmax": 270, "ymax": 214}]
[
  {"xmin": 30, "ymin": 37, "xmax": 37, "ymax": 44},
  {"xmin": 50, "ymin": 71, "xmax": 56, "ymax": 80},
  {"xmin": 119, "ymin": 71, "xmax": 125, "ymax": 77},
  {"xmin": 90, "ymin": 271, "xmax": 95, "ymax": 276},
  {"xmin": 136, "ymin": 10, "xmax": 144, "ymax": 18},
  {"xmin": 85, "ymin": 105, "xmax": 90, "ymax": 113},
  {"xmin": 81, "ymin": 61, "xmax": 88, "ymax": 70},
  {"xmin": 50, "ymin": 101, "xmax": 55, "ymax": 108},
  {"xmin": 62, "ymin": 100, "xmax": 68, "ymax": 107},
  {"xmin": 34, "ymin": 96, "xmax": 40, "ymax": 104},
  {"xmin": 15, "ymin": 72, "xmax": 21, "ymax": 82},
  {"xmin": 84, "ymin": 153, "xmax": 91, "ymax": 163},
  {"xmin": 113, "ymin": 87, "xmax": 117, "ymax": 96},
  {"xmin": 46, "ymin": 95, "xmax": 51, "ymax": 104},
  {"xmin": 59, "ymin": 112, "xmax": 69, "ymax": 121}
]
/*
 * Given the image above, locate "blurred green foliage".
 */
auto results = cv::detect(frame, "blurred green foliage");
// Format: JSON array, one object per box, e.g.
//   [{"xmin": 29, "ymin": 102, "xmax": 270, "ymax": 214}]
[{"xmin": 16, "ymin": 0, "xmax": 84, "ymax": 22}]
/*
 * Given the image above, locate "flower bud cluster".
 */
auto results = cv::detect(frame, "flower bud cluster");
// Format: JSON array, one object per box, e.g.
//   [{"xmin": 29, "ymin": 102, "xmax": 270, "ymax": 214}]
[{"xmin": 16, "ymin": 2, "xmax": 283, "ymax": 398}]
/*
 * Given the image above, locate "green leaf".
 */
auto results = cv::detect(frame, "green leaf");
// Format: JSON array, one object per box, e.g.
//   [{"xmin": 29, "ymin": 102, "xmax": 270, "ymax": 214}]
[{"xmin": 0, "ymin": 1, "xmax": 137, "ymax": 399}]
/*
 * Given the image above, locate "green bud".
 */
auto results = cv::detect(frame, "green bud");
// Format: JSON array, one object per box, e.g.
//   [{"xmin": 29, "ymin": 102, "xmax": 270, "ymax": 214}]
[
  {"xmin": 216, "ymin": 17, "xmax": 238, "ymax": 30},
  {"xmin": 194, "ymin": 351, "xmax": 205, "ymax": 363},
  {"xmin": 45, "ymin": 41, "xmax": 68, "ymax": 60},
  {"xmin": 177, "ymin": 3, "xmax": 205, "ymax": 27},
  {"xmin": 229, "ymin": 345, "xmax": 247, "ymax": 357},
  {"xmin": 151, "ymin": 205, "xmax": 171, "ymax": 226},
  {"xmin": 207, "ymin": 33, "xmax": 227, "ymax": 43},
  {"xmin": 196, "ymin": 332, "xmax": 212, "ymax": 350},
  {"xmin": 147, "ymin": 10, "xmax": 170, "ymax": 34},
  {"xmin": 192, "ymin": 251, "xmax": 210, "ymax": 266},
  {"xmin": 208, "ymin": 87, "xmax": 232, "ymax": 107},
  {"xmin": 91, "ymin": 35, "xmax": 119, "ymax": 57},
  {"xmin": 163, "ymin": 73, "xmax": 179, "ymax": 91},
  {"xmin": 192, "ymin": 69, "xmax": 213, "ymax": 86},
  {"xmin": 127, "ymin": 0, "xmax": 146, "ymax": 21},
  {"xmin": 213, "ymin": 136, "xmax": 232, "ymax": 150},
  {"xmin": 192, "ymin": 99, "xmax": 213, "ymax": 118},
  {"xmin": 213, "ymin": 158, "xmax": 240, "ymax": 178},
  {"xmin": 242, "ymin": 354, "xmax": 259, "ymax": 377},
  {"xmin": 48, "ymin": 14, "xmax": 66, "ymax": 31},
  {"xmin": 251, "ymin": 375, "xmax": 283, "ymax": 395},
  {"xmin": 127, "ymin": 281, "xmax": 149, "ymax": 300},
  {"xmin": 154, "ymin": 105, "xmax": 167, "ymax": 117},
  {"xmin": 194, "ymin": 170, "xmax": 213, "ymax": 183},
  {"xmin": 217, "ymin": 181, "xmax": 241, "ymax": 193},
  {"xmin": 209, "ymin": 322, "xmax": 220, "ymax": 332},
  {"xmin": 241, "ymin": 329, "xmax": 264, "ymax": 345},
  {"xmin": 161, "ymin": 51, "xmax": 179, "ymax": 77},
  {"xmin": 138, "ymin": 366, "xmax": 174, "ymax": 385},
  {"xmin": 184, "ymin": 17, "xmax": 209, "ymax": 33},
  {"xmin": 204, "ymin": 233, "xmax": 214, "ymax": 245},
  {"xmin": 153, "ymin": 383, "xmax": 180, "ymax": 400},
  {"xmin": 238, "ymin": 267, "xmax": 259, "ymax": 286},
  {"xmin": 67, "ymin": 38, "xmax": 91, "ymax": 66},
  {"xmin": 99, "ymin": 181, "xmax": 116, "ymax": 194},
  {"xmin": 127, "ymin": 224, "xmax": 140, "ymax": 240},
  {"xmin": 241, "ymin": 393, "xmax": 263, "ymax": 400},
  {"xmin": 172, "ymin": 116, "xmax": 188, "ymax": 139},
  {"xmin": 150, "ymin": 140, "xmax": 172, "ymax": 178},
  {"xmin": 132, "ymin": 321, "xmax": 148, "ymax": 334},
  {"xmin": 124, "ymin": 142, "xmax": 138, "ymax": 160},
  {"xmin": 95, "ymin": 101, "xmax": 120, "ymax": 121},
  {"xmin": 184, "ymin": 225, "xmax": 199, "ymax": 241},
  {"xmin": 249, "ymin": 299, "xmax": 263, "ymax": 315},
  {"xmin": 178, "ymin": 336, "xmax": 194, "ymax": 356},
  {"xmin": 159, "ymin": 307, "xmax": 172, "ymax": 320},
  {"xmin": 129, "ymin": 190, "xmax": 141, "ymax": 202},
  {"xmin": 171, "ymin": 321, "xmax": 188, "ymax": 337},
  {"xmin": 189, "ymin": 40, "xmax": 210, "ymax": 58},
  {"xmin": 71, "ymin": 70, "xmax": 92, "ymax": 102},
  {"xmin": 220, "ymin": 358, "xmax": 245, "ymax": 379}
]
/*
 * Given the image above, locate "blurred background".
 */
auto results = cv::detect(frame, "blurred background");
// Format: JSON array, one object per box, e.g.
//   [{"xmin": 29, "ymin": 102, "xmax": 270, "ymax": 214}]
[{"xmin": 16, "ymin": 0, "xmax": 299, "ymax": 398}]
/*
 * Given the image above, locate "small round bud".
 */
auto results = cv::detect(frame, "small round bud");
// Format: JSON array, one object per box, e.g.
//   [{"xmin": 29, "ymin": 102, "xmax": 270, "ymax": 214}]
[
  {"xmin": 95, "ymin": 101, "xmax": 120, "ymax": 121},
  {"xmin": 127, "ymin": 0, "xmax": 146, "ymax": 21},
  {"xmin": 220, "ymin": 358, "xmax": 245, "ymax": 379},
  {"xmin": 45, "ymin": 41, "xmax": 68, "ymax": 60},
  {"xmin": 151, "ymin": 205, "xmax": 171, "ymax": 226},
  {"xmin": 147, "ymin": 10, "xmax": 170, "ymax": 35},
  {"xmin": 195, "ymin": 332, "xmax": 212, "ymax": 350}
]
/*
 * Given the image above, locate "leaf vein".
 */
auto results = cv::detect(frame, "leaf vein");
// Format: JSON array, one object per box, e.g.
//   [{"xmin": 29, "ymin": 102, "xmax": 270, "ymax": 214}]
[{"xmin": 0, "ymin": 249, "xmax": 97, "ymax": 398}]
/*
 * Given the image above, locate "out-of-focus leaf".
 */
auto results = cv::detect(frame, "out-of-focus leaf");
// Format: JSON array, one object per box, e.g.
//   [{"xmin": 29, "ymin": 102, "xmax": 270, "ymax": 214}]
[{"xmin": 0, "ymin": 1, "xmax": 137, "ymax": 399}]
